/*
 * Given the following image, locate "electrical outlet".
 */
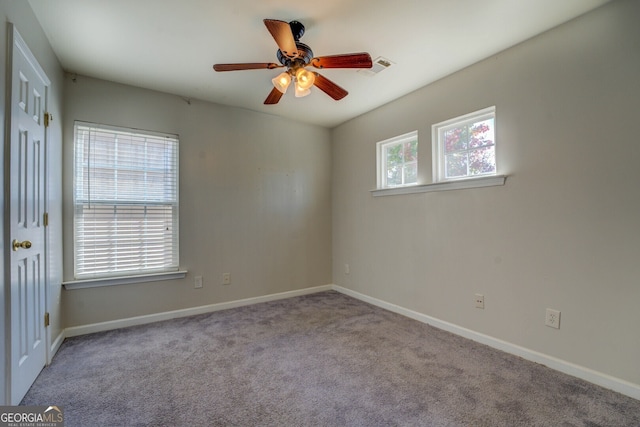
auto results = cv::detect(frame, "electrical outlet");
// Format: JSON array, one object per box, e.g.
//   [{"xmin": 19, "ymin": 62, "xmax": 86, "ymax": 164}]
[
  {"xmin": 475, "ymin": 294, "xmax": 485, "ymax": 309},
  {"xmin": 222, "ymin": 273, "xmax": 231, "ymax": 285},
  {"xmin": 545, "ymin": 308, "xmax": 561, "ymax": 329},
  {"xmin": 194, "ymin": 276, "xmax": 203, "ymax": 289},
  {"xmin": 344, "ymin": 264, "xmax": 350, "ymax": 275}
]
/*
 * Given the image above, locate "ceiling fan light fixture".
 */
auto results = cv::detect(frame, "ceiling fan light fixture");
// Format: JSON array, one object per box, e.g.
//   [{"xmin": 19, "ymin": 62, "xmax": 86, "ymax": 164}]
[
  {"xmin": 272, "ymin": 72, "xmax": 292, "ymax": 93},
  {"xmin": 295, "ymin": 68, "xmax": 315, "ymax": 90}
]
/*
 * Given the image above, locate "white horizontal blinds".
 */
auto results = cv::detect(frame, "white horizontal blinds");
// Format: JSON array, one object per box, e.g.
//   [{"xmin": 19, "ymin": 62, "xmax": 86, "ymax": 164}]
[{"xmin": 74, "ymin": 122, "xmax": 179, "ymax": 278}]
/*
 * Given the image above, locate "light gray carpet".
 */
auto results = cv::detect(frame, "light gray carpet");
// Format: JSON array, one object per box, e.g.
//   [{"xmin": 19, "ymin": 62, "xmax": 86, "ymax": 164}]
[{"xmin": 21, "ymin": 291, "xmax": 640, "ymax": 426}]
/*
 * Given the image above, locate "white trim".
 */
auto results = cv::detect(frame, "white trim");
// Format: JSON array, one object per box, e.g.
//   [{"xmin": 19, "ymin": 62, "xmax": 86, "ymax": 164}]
[
  {"xmin": 12, "ymin": 25, "xmax": 51, "ymax": 86},
  {"xmin": 58, "ymin": 283, "xmax": 640, "ymax": 401},
  {"xmin": 48, "ymin": 331, "xmax": 65, "ymax": 364},
  {"xmin": 65, "ymin": 285, "xmax": 333, "ymax": 337},
  {"xmin": 63, "ymin": 270, "xmax": 188, "ymax": 289},
  {"xmin": 74, "ymin": 120, "xmax": 178, "ymax": 140},
  {"xmin": 371, "ymin": 175, "xmax": 506, "ymax": 197},
  {"xmin": 332, "ymin": 285, "xmax": 640, "ymax": 401}
]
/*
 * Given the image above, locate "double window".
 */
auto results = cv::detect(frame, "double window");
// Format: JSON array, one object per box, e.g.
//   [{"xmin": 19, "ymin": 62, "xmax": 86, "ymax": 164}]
[
  {"xmin": 376, "ymin": 107, "xmax": 496, "ymax": 191},
  {"xmin": 73, "ymin": 122, "xmax": 179, "ymax": 279}
]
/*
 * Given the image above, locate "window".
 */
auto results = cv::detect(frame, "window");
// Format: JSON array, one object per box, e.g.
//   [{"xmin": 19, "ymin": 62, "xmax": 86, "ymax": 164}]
[
  {"xmin": 432, "ymin": 106, "xmax": 496, "ymax": 182},
  {"xmin": 73, "ymin": 122, "xmax": 179, "ymax": 279},
  {"xmin": 376, "ymin": 130, "xmax": 418, "ymax": 189}
]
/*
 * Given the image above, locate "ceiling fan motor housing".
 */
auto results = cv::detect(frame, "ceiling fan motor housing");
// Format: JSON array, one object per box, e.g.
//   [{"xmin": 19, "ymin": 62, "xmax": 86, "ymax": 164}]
[{"xmin": 277, "ymin": 42, "xmax": 314, "ymax": 67}]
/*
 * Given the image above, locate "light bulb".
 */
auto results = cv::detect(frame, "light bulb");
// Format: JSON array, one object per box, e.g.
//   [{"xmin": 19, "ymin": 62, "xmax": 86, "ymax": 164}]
[
  {"xmin": 295, "ymin": 68, "xmax": 315, "ymax": 90},
  {"xmin": 271, "ymin": 72, "xmax": 291, "ymax": 94}
]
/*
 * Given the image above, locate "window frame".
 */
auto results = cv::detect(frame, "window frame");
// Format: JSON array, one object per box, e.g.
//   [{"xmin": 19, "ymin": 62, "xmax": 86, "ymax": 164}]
[
  {"xmin": 432, "ymin": 106, "xmax": 496, "ymax": 183},
  {"xmin": 70, "ymin": 121, "xmax": 181, "ymax": 284},
  {"xmin": 376, "ymin": 130, "xmax": 419, "ymax": 189}
]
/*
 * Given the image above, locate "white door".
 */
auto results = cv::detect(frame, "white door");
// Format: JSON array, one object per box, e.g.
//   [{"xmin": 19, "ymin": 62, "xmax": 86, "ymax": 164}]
[{"xmin": 6, "ymin": 25, "xmax": 50, "ymax": 405}]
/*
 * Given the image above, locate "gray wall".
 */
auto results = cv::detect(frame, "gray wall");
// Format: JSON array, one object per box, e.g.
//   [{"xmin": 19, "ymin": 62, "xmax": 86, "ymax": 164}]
[
  {"xmin": 0, "ymin": 0, "xmax": 64, "ymax": 404},
  {"xmin": 62, "ymin": 76, "xmax": 332, "ymax": 327},
  {"xmin": 332, "ymin": 0, "xmax": 640, "ymax": 386}
]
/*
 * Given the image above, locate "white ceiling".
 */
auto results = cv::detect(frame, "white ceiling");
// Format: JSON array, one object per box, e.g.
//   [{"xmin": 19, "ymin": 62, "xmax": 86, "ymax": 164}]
[{"xmin": 28, "ymin": 0, "xmax": 610, "ymax": 128}]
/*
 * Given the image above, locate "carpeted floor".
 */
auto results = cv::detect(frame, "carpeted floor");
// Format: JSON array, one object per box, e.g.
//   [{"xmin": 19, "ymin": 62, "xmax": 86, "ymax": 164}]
[{"xmin": 21, "ymin": 291, "xmax": 640, "ymax": 426}]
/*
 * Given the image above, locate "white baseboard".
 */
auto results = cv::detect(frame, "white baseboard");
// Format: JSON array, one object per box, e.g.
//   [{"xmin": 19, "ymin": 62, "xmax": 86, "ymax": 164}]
[
  {"xmin": 332, "ymin": 285, "xmax": 640, "ymax": 401},
  {"xmin": 49, "ymin": 330, "xmax": 65, "ymax": 364},
  {"xmin": 60, "ymin": 283, "xmax": 639, "ymax": 401},
  {"xmin": 65, "ymin": 285, "xmax": 333, "ymax": 338}
]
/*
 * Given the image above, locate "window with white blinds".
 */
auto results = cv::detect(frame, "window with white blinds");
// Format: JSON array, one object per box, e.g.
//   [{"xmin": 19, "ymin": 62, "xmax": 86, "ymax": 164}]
[{"xmin": 73, "ymin": 122, "xmax": 179, "ymax": 279}]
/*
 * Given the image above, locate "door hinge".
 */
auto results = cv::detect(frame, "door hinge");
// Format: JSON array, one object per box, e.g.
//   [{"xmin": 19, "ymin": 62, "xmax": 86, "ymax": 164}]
[
  {"xmin": 44, "ymin": 312, "xmax": 50, "ymax": 327},
  {"xmin": 43, "ymin": 212, "xmax": 49, "ymax": 227},
  {"xmin": 44, "ymin": 112, "xmax": 52, "ymax": 128}
]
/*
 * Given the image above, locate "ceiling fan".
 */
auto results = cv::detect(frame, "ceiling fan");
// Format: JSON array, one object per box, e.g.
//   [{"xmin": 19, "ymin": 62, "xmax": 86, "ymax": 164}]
[{"xmin": 213, "ymin": 19, "xmax": 373, "ymax": 104}]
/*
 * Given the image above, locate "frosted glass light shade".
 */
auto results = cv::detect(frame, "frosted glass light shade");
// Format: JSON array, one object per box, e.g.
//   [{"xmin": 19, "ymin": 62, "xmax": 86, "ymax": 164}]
[
  {"xmin": 295, "ymin": 68, "xmax": 315, "ymax": 90},
  {"xmin": 294, "ymin": 83, "xmax": 311, "ymax": 97},
  {"xmin": 272, "ymin": 72, "xmax": 291, "ymax": 93}
]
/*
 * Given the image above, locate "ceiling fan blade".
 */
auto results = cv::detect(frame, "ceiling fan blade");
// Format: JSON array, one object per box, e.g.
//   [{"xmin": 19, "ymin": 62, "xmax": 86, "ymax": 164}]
[
  {"xmin": 264, "ymin": 87, "xmax": 284, "ymax": 105},
  {"xmin": 264, "ymin": 19, "xmax": 299, "ymax": 58},
  {"xmin": 313, "ymin": 73, "xmax": 348, "ymax": 100},
  {"xmin": 310, "ymin": 53, "xmax": 373, "ymax": 69},
  {"xmin": 213, "ymin": 63, "xmax": 282, "ymax": 72}
]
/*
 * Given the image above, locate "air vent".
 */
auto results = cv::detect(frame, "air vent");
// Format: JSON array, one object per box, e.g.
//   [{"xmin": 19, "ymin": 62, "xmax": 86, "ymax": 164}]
[{"xmin": 359, "ymin": 56, "xmax": 394, "ymax": 76}]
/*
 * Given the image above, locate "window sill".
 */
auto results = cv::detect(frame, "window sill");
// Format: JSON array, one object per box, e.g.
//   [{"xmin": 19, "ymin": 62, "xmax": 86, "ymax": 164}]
[
  {"xmin": 371, "ymin": 175, "xmax": 506, "ymax": 197},
  {"xmin": 63, "ymin": 270, "xmax": 188, "ymax": 290}
]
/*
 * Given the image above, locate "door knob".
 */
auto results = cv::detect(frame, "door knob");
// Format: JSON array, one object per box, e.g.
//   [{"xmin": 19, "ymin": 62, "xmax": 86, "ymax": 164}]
[{"xmin": 12, "ymin": 239, "xmax": 32, "ymax": 251}]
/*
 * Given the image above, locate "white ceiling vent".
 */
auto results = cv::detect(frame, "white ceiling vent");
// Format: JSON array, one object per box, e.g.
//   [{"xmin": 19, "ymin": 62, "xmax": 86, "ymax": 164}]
[{"xmin": 359, "ymin": 56, "xmax": 395, "ymax": 76}]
